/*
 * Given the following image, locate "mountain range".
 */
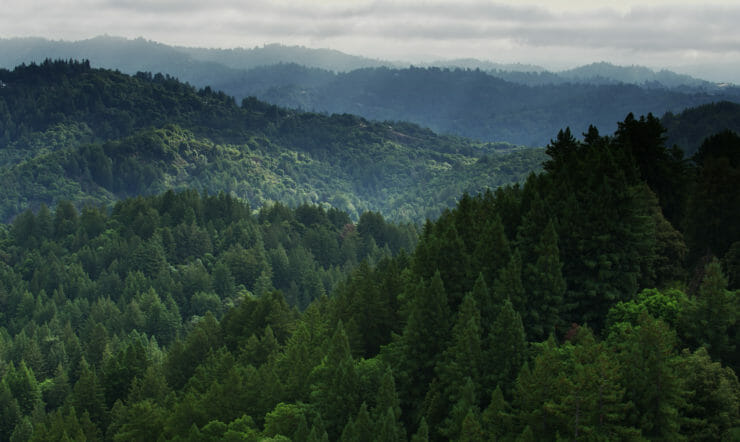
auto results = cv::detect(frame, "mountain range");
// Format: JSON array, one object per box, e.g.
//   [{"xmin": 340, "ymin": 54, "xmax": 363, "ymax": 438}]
[{"xmin": 2, "ymin": 36, "xmax": 739, "ymax": 147}]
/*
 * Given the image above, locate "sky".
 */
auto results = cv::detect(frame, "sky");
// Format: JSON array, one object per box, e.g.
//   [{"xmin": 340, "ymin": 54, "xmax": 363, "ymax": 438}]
[{"xmin": 2, "ymin": 0, "xmax": 740, "ymax": 82}]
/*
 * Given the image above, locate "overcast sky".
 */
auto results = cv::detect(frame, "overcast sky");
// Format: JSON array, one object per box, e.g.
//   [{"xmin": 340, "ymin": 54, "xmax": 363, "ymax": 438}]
[{"xmin": 2, "ymin": 0, "xmax": 739, "ymax": 81}]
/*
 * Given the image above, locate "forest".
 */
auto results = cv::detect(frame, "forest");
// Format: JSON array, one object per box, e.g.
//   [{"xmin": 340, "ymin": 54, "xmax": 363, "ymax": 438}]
[
  {"xmin": 0, "ymin": 59, "xmax": 738, "ymax": 440},
  {"xmin": 0, "ymin": 60, "xmax": 543, "ymax": 223}
]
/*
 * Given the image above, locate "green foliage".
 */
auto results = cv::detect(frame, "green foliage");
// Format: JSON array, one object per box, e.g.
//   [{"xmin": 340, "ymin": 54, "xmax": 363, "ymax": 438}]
[
  {"xmin": 0, "ymin": 61, "xmax": 544, "ymax": 223},
  {"xmin": 0, "ymin": 72, "xmax": 737, "ymax": 440}
]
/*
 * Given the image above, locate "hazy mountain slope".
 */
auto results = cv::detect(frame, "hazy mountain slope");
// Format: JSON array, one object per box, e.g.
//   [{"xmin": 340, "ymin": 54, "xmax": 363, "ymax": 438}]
[
  {"xmin": 260, "ymin": 66, "xmax": 740, "ymax": 146},
  {"xmin": 180, "ymin": 42, "xmax": 389, "ymax": 72},
  {"xmin": 558, "ymin": 62, "xmax": 712, "ymax": 88},
  {"xmin": 2, "ymin": 37, "xmax": 738, "ymax": 148},
  {"xmin": 0, "ymin": 60, "xmax": 543, "ymax": 222}
]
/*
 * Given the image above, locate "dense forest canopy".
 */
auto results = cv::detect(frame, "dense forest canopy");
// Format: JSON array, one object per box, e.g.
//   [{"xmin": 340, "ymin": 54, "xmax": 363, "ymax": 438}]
[
  {"xmin": 0, "ymin": 110, "xmax": 739, "ymax": 440},
  {"xmin": 0, "ymin": 59, "xmax": 738, "ymax": 441}
]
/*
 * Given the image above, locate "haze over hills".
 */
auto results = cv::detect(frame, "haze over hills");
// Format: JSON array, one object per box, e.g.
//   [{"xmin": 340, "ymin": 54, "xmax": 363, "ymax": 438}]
[{"xmin": 2, "ymin": 36, "xmax": 739, "ymax": 147}]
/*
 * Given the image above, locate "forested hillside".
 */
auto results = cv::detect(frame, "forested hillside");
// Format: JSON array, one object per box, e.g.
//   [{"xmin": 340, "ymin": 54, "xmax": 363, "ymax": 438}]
[
  {"xmin": 0, "ymin": 60, "xmax": 543, "ymax": 222},
  {"xmin": 0, "ymin": 100, "xmax": 738, "ymax": 440}
]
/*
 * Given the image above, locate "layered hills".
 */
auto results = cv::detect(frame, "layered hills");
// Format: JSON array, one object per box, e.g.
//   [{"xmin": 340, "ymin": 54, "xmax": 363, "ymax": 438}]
[{"xmin": 0, "ymin": 59, "xmax": 543, "ymax": 222}]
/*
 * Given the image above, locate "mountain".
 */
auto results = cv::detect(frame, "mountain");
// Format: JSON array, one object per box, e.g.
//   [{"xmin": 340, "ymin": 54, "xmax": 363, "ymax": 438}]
[
  {"xmin": 179, "ymin": 42, "xmax": 389, "ymax": 72},
  {"xmin": 558, "ymin": 62, "xmax": 713, "ymax": 89},
  {"xmin": 2, "ymin": 37, "xmax": 738, "ymax": 147},
  {"xmin": 0, "ymin": 59, "xmax": 543, "ymax": 222},
  {"xmin": 258, "ymin": 66, "xmax": 740, "ymax": 146}
]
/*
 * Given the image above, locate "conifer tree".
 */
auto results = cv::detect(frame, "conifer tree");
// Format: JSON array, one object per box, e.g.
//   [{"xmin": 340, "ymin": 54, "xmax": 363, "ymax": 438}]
[
  {"xmin": 610, "ymin": 312, "xmax": 684, "ymax": 440},
  {"xmin": 523, "ymin": 219, "xmax": 565, "ymax": 341},
  {"xmin": 481, "ymin": 386, "xmax": 513, "ymax": 440},
  {"xmin": 493, "ymin": 250, "xmax": 525, "ymax": 317},
  {"xmin": 383, "ymin": 272, "xmax": 451, "ymax": 424},
  {"xmin": 310, "ymin": 321, "xmax": 360, "ymax": 439},
  {"xmin": 0, "ymin": 380, "xmax": 21, "ymax": 442},
  {"xmin": 436, "ymin": 292, "xmax": 483, "ymax": 405},
  {"xmin": 72, "ymin": 357, "xmax": 107, "ymax": 429},
  {"xmin": 441, "ymin": 377, "xmax": 479, "ymax": 440},
  {"xmin": 410, "ymin": 417, "xmax": 429, "ymax": 442},
  {"xmin": 681, "ymin": 259, "xmax": 738, "ymax": 369},
  {"xmin": 5, "ymin": 360, "xmax": 41, "ymax": 416},
  {"xmin": 472, "ymin": 214, "xmax": 511, "ymax": 288},
  {"xmin": 374, "ymin": 367, "xmax": 403, "ymax": 434},
  {"xmin": 483, "ymin": 298, "xmax": 526, "ymax": 396}
]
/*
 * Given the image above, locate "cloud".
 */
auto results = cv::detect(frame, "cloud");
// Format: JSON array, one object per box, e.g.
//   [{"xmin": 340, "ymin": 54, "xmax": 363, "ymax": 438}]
[{"xmin": 1, "ymin": 0, "xmax": 739, "ymax": 73}]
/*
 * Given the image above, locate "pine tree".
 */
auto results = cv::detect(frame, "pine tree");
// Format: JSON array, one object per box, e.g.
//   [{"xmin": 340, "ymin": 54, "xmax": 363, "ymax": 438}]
[
  {"xmin": 483, "ymin": 298, "xmax": 526, "ymax": 396},
  {"xmin": 472, "ymin": 214, "xmax": 511, "ymax": 288},
  {"xmin": 681, "ymin": 259, "xmax": 738, "ymax": 369},
  {"xmin": 514, "ymin": 336, "xmax": 565, "ymax": 440},
  {"xmin": 440, "ymin": 377, "xmax": 479, "ymax": 440},
  {"xmin": 309, "ymin": 321, "xmax": 360, "ymax": 439},
  {"xmin": 458, "ymin": 409, "xmax": 485, "ymax": 442},
  {"xmin": 610, "ymin": 312, "xmax": 684, "ymax": 439},
  {"xmin": 521, "ymin": 219, "xmax": 565, "ymax": 340},
  {"xmin": 436, "ymin": 292, "xmax": 483, "ymax": 405},
  {"xmin": 5, "ymin": 360, "xmax": 41, "ymax": 416},
  {"xmin": 383, "ymin": 272, "xmax": 451, "ymax": 424},
  {"xmin": 493, "ymin": 250, "xmax": 525, "ymax": 317},
  {"xmin": 72, "ymin": 357, "xmax": 108, "ymax": 429},
  {"xmin": 481, "ymin": 386, "xmax": 513, "ymax": 440},
  {"xmin": 374, "ymin": 367, "xmax": 403, "ymax": 434},
  {"xmin": 469, "ymin": 273, "xmax": 496, "ymax": 336},
  {"xmin": 410, "ymin": 417, "xmax": 429, "ymax": 442},
  {"xmin": 0, "ymin": 380, "xmax": 21, "ymax": 442}
]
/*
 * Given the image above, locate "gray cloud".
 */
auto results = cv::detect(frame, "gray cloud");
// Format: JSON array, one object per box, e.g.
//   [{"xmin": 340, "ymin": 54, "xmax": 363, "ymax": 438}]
[{"xmin": 1, "ymin": 0, "xmax": 739, "ymax": 80}]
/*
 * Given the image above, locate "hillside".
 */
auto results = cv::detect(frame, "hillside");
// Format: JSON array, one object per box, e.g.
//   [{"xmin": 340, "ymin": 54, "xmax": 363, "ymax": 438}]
[{"xmin": 0, "ymin": 60, "xmax": 544, "ymax": 222}]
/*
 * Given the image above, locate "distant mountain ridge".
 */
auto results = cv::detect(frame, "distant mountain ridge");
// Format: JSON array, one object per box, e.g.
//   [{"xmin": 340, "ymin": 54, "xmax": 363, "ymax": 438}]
[{"xmin": 1, "ymin": 36, "xmax": 738, "ymax": 147}]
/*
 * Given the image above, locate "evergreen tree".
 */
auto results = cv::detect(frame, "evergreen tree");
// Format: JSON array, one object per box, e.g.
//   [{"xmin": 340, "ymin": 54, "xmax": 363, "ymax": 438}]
[
  {"xmin": 610, "ymin": 312, "xmax": 685, "ymax": 439},
  {"xmin": 440, "ymin": 377, "xmax": 479, "ymax": 440},
  {"xmin": 309, "ymin": 321, "xmax": 360, "ymax": 439},
  {"xmin": 374, "ymin": 367, "xmax": 403, "ymax": 436},
  {"xmin": 436, "ymin": 292, "xmax": 483, "ymax": 405},
  {"xmin": 409, "ymin": 418, "xmax": 429, "ymax": 442},
  {"xmin": 522, "ymin": 219, "xmax": 565, "ymax": 341},
  {"xmin": 0, "ymin": 380, "xmax": 21, "ymax": 442},
  {"xmin": 383, "ymin": 272, "xmax": 451, "ymax": 425},
  {"xmin": 483, "ymin": 298, "xmax": 526, "ymax": 396},
  {"xmin": 680, "ymin": 259, "xmax": 739, "ymax": 370},
  {"xmin": 481, "ymin": 386, "xmax": 513, "ymax": 441},
  {"xmin": 72, "ymin": 357, "xmax": 107, "ymax": 429},
  {"xmin": 492, "ymin": 250, "xmax": 525, "ymax": 317},
  {"xmin": 677, "ymin": 347, "xmax": 740, "ymax": 441},
  {"xmin": 5, "ymin": 360, "xmax": 42, "ymax": 416},
  {"xmin": 472, "ymin": 214, "xmax": 511, "ymax": 288}
]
